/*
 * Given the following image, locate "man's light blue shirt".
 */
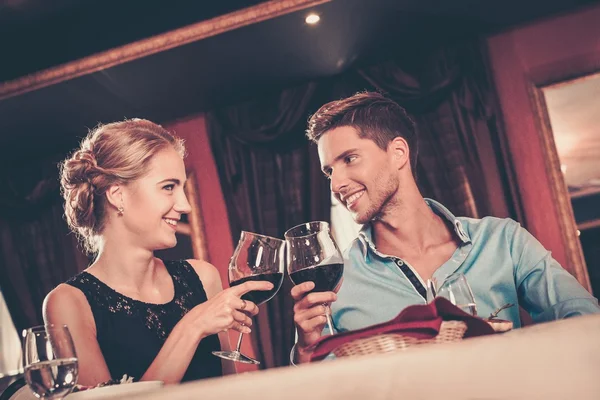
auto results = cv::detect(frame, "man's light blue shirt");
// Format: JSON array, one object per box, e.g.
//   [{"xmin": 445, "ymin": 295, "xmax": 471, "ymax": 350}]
[{"xmin": 331, "ymin": 198, "xmax": 600, "ymax": 332}]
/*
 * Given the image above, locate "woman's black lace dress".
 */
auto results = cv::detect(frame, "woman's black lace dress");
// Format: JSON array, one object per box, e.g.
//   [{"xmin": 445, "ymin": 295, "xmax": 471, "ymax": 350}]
[{"xmin": 66, "ymin": 260, "xmax": 222, "ymax": 382}]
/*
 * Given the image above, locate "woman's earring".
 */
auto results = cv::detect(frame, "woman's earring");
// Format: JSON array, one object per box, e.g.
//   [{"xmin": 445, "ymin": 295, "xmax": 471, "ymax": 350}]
[{"xmin": 117, "ymin": 195, "xmax": 125, "ymax": 216}]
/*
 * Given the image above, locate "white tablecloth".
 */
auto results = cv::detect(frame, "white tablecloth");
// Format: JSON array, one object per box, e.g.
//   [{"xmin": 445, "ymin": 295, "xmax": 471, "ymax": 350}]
[{"xmin": 121, "ymin": 315, "xmax": 600, "ymax": 399}]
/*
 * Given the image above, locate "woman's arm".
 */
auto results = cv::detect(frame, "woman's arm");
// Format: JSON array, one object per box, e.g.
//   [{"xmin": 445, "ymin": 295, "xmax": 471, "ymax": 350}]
[
  {"xmin": 187, "ymin": 259, "xmax": 236, "ymax": 376},
  {"xmin": 43, "ymin": 284, "xmax": 112, "ymax": 386}
]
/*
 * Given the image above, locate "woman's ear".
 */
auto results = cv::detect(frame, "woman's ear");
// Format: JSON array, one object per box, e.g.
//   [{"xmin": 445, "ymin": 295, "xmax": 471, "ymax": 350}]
[
  {"xmin": 105, "ymin": 184, "xmax": 122, "ymax": 210},
  {"xmin": 388, "ymin": 137, "xmax": 410, "ymax": 170}
]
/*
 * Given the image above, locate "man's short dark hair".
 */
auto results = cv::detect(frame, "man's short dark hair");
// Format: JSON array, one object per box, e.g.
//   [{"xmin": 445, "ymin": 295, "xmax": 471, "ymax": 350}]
[{"xmin": 306, "ymin": 92, "xmax": 418, "ymax": 171}]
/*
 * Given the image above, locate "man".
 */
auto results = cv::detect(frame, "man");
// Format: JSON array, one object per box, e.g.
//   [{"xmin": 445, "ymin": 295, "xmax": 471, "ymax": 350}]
[{"xmin": 291, "ymin": 91, "xmax": 600, "ymax": 363}]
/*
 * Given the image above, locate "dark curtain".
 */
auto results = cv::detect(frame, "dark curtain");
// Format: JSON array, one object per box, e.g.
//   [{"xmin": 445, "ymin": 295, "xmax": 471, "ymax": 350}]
[
  {"xmin": 0, "ymin": 158, "xmax": 88, "ymax": 332},
  {"xmin": 206, "ymin": 83, "xmax": 331, "ymax": 368},
  {"xmin": 206, "ymin": 40, "xmax": 522, "ymax": 368},
  {"xmin": 357, "ymin": 41, "xmax": 521, "ymax": 219}
]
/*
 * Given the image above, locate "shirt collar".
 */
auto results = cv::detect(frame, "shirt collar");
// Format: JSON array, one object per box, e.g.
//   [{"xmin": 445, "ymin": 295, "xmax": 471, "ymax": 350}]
[{"xmin": 357, "ymin": 198, "xmax": 471, "ymax": 259}]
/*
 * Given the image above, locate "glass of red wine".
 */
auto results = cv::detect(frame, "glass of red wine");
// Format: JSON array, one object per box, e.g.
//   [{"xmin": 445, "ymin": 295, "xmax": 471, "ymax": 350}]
[
  {"xmin": 285, "ymin": 221, "xmax": 343, "ymax": 335},
  {"xmin": 212, "ymin": 231, "xmax": 285, "ymax": 364}
]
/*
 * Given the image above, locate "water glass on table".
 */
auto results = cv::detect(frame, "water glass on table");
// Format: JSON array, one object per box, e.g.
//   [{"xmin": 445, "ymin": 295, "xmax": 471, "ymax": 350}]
[
  {"xmin": 434, "ymin": 272, "xmax": 478, "ymax": 316},
  {"xmin": 22, "ymin": 325, "xmax": 78, "ymax": 399}
]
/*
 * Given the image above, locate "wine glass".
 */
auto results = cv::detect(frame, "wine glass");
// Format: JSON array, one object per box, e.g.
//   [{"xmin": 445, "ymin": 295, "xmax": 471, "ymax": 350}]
[
  {"xmin": 22, "ymin": 325, "xmax": 78, "ymax": 399},
  {"xmin": 435, "ymin": 272, "xmax": 478, "ymax": 316},
  {"xmin": 285, "ymin": 221, "xmax": 343, "ymax": 335},
  {"xmin": 212, "ymin": 231, "xmax": 285, "ymax": 365}
]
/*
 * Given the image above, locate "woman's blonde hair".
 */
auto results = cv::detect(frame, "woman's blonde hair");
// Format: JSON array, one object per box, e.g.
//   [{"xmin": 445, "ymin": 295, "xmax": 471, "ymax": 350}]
[{"xmin": 60, "ymin": 119, "xmax": 185, "ymax": 253}]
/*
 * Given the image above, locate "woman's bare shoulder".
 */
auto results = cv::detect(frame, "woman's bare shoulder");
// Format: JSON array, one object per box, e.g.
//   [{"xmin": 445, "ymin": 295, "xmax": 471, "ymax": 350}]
[
  {"xmin": 45, "ymin": 283, "xmax": 88, "ymax": 307},
  {"xmin": 185, "ymin": 259, "xmax": 224, "ymax": 297},
  {"xmin": 43, "ymin": 283, "xmax": 93, "ymax": 324}
]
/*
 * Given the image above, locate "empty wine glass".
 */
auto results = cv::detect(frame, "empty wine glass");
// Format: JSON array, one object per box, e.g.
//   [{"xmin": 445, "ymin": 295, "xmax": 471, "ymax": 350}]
[
  {"xmin": 285, "ymin": 221, "xmax": 344, "ymax": 335},
  {"xmin": 22, "ymin": 325, "xmax": 78, "ymax": 399},
  {"xmin": 212, "ymin": 231, "xmax": 285, "ymax": 365},
  {"xmin": 435, "ymin": 272, "xmax": 478, "ymax": 316}
]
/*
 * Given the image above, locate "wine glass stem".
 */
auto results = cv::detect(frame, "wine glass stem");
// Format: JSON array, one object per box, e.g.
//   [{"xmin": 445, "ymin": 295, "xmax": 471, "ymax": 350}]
[
  {"xmin": 235, "ymin": 331, "xmax": 245, "ymax": 353},
  {"xmin": 325, "ymin": 315, "xmax": 334, "ymax": 335},
  {"xmin": 324, "ymin": 304, "xmax": 334, "ymax": 334}
]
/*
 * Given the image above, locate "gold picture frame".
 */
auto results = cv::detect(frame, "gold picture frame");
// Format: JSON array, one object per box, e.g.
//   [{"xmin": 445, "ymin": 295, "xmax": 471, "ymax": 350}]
[{"xmin": 526, "ymin": 62, "xmax": 600, "ymax": 292}]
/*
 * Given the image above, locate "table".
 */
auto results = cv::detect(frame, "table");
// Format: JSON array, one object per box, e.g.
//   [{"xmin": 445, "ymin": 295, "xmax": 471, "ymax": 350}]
[{"xmin": 128, "ymin": 315, "xmax": 600, "ymax": 399}]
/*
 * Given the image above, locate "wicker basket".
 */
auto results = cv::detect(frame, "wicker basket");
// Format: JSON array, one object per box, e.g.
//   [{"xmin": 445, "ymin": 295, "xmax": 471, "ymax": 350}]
[{"xmin": 332, "ymin": 320, "xmax": 468, "ymax": 358}]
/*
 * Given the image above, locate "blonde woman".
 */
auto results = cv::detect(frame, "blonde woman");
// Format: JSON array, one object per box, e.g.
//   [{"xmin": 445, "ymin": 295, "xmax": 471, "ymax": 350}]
[{"xmin": 44, "ymin": 119, "xmax": 271, "ymax": 385}]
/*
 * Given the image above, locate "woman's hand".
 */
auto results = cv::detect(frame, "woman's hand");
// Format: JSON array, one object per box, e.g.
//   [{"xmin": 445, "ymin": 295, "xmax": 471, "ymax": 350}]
[{"xmin": 186, "ymin": 280, "xmax": 273, "ymax": 337}]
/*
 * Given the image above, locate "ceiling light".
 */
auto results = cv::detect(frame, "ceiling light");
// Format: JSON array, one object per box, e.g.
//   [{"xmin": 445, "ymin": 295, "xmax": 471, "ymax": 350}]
[{"xmin": 305, "ymin": 13, "xmax": 320, "ymax": 25}]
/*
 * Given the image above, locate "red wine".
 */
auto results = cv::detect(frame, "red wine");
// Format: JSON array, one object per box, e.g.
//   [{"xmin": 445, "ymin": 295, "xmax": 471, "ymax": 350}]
[
  {"xmin": 289, "ymin": 263, "xmax": 344, "ymax": 293},
  {"xmin": 230, "ymin": 272, "xmax": 283, "ymax": 305}
]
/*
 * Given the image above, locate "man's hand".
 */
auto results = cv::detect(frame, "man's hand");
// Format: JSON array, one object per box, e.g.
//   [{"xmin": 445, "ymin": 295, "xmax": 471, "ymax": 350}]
[{"xmin": 291, "ymin": 281, "xmax": 339, "ymax": 363}]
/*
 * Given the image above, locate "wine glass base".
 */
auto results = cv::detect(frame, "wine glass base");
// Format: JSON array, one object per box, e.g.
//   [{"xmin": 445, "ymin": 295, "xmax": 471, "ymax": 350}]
[{"xmin": 212, "ymin": 350, "xmax": 260, "ymax": 365}]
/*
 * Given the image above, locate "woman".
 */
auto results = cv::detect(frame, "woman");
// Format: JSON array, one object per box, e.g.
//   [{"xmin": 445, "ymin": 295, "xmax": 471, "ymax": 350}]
[{"xmin": 44, "ymin": 119, "xmax": 272, "ymax": 385}]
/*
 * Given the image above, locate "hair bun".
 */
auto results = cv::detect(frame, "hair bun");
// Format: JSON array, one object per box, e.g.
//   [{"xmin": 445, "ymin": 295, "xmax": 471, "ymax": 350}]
[
  {"xmin": 71, "ymin": 149, "xmax": 100, "ymax": 183},
  {"xmin": 60, "ymin": 148, "xmax": 101, "ymax": 234},
  {"xmin": 73, "ymin": 148, "xmax": 96, "ymax": 165}
]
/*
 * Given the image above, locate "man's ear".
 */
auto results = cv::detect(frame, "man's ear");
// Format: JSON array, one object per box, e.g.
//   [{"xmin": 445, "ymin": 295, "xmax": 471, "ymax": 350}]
[
  {"xmin": 105, "ymin": 184, "xmax": 122, "ymax": 210},
  {"xmin": 388, "ymin": 137, "xmax": 410, "ymax": 170}
]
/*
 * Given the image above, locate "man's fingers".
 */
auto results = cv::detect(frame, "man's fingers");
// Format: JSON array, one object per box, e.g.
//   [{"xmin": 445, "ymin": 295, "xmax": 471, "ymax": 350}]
[
  {"xmin": 296, "ymin": 315, "xmax": 327, "ymax": 334},
  {"xmin": 295, "ymin": 305, "xmax": 328, "ymax": 322},
  {"xmin": 293, "ymin": 291, "xmax": 337, "ymax": 313},
  {"xmin": 290, "ymin": 281, "xmax": 316, "ymax": 300}
]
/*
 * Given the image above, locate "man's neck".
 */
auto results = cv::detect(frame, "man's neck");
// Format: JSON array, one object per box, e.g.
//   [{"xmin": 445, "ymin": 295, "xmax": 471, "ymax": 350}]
[{"xmin": 371, "ymin": 194, "xmax": 454, "ymax": 260}]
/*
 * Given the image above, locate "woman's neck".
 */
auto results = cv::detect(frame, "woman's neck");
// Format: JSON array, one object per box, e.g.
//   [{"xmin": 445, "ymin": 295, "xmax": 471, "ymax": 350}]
[{"xmin": 88, "ymin": 235, "xmax": 158, "ymax": 292}]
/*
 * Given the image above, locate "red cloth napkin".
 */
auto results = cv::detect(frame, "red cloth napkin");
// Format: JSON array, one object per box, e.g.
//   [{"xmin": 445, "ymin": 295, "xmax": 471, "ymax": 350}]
[{"xmin": 310, "ymin": 297, "xmax": 495, "ymax": 361}]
